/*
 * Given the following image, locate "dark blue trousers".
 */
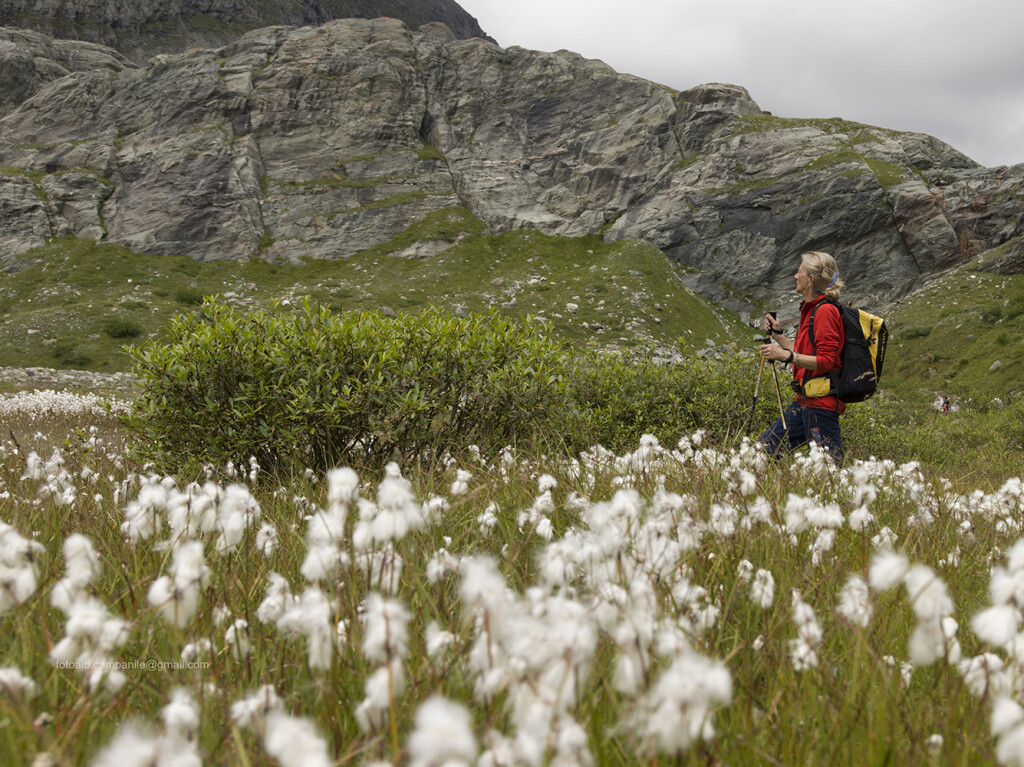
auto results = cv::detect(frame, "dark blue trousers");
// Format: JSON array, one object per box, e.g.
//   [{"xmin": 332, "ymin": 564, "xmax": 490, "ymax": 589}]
[{"xmin": 759, "ymin": 401, "xmax": 844, "ymax": 465}]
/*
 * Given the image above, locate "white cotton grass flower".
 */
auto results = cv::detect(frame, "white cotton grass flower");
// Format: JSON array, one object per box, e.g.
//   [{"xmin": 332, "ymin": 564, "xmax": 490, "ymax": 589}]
[
  {"xmin": 301, "ymin": 542, "xmax": 344, "ymax": 582},
  {"xmin": 898, "ymin": 564, "xmax": 956, "ymax": 666},
  {"xmin": 61, "ymin": 533, "xmax": 101, "ymax": 588},
  {"xmin": 993, "ymin": 696, "xmax": 1024, "ymax": 767},
  {"xmin": 869, "ymin": 549, "xmax": 909, "ymax": 591},
  {"xmin": 905, "ymin": 564, "xmax": 954, "ymax": 622},
  {"xmin": 161, "ymin": 688, "xmax": 200, "ymax": 741},
  {"xmin": 181, "ymin": 639, "xmax": 214, "ymax": 663},
  {"xmin": 257, "ymin": 572, "xmax": 296, "ymax": 625},
  {"xmin": 121, "ymin": 476, "xmax": 168, "ymax": 542},
  {"xmin": 709, "ymin": 503, "xmax": 737, "ymax": 537},
  {"xmin": 788, "ymin": 590, "xmax": 822, "ymax": 672},
  {"xmin": 147, "ymin": 541, "xmax": 210, "ymax": 628},
  {"xmin": 264, "ymin": 711, "xmax": 332, "ymax": 767},
  {"xmin": 810, "ymin": 529, "xmax": 836, "ymax": 566},
  {"xmin": 406, "ymin": 695, "xmax": 478, "ymax": 767},
  {"xmin": 784, "ymin": 493, "xmax": 813, "ymax": 535},
  {"xmin": 750, "ymin": 569, "xmax": 775, "ymax": 609},
  {"xmin": 275, "ymin": 586, "xmax": 336, "ymax": 670},
  {"xmin": 805, "ymin": 502, "xmax": 843, "ymax": 529},
  {"xmin": 357, "ymin": 544, "xmax": 404, "ymax": 595},
  {"xmin": 426, "ymin": 549, "xmax": 460, "ymax": 584},
  {"xmin": 425, "ymin": 621, "xmax": 456, "ymax": 658},
  {"xmin": 255, "ymin": 523, "xmax": 279, "ymax": 556},
  {"xmin": 51, "ymin": 533, "xmax": 101, "ymax": 612},
  {"xmin": 872, "ymin": 526, "xmax": 898, "ymax": 549},
  {"xmin": 958, "ymin": 653, "xmax": 1010, "ymax": 698},
  {"xmin": 0, "ymin": 389, "xmax": 129, "ymax": 421},
  {"xmin": 92, "ymin": 690, "xmax": 202, "ymax": 767},
  {"xmin": 352, "ymin": 474, "xmax": 425, "ymax": 548},
  {"xmin": 451, "ymin": 469, "xmax": 472, "ymax": 496},
  {"xmin": 327, "ymin": 466, "xmax": 360, "ymax": 515},
  {"xmin": 49, "ymin": 594, "xmax": 131, "ymax": 695},
  {"xmin": 213, "ymin": 483, "xmax": 261, "ymax": 554},
  {"xmin": 362, "ymin": 593, "xmax": 411, "ymax": 664},
  {"xmin": 89, "ymin": 723, "xmax": 161, "ymax": 767},
  {"xmin": 231, "ymin": 685, "xmax": 284, "ymax": 729},
  {"xmin": 532, "ymin": 487, "xmax": 556, "ymax": 516},
  {"xmin": 642, "ymin": 651, "xmax": 732, "ymax": 754},
  {"xmin": 422, "ymin": 495, "xmax": 450, "ymax": 524},
  {"xmin": 0, "ymin": 520, "xmax": 46, "ymax": 613},
  {"xmin": 226, "ymin": 619, "xmax": 251, "ymax": 661},
  {"xmin": 836, "ymin": 575, "xmax": 873, "ymax": 628},
  {"xmin": 743, "ymin": 496, "xmax": 773, "ymax": 528},
  {"xmin": 355, "ymin": 662, "xmax": 406, "ymax": 732},
  {"xmin": 989, "ymin": 567, "xmax": 1024, "ymax": 607},
  {"xmin": 477, "ymin": 502, "xmax": 499, "ymax": 536},
  {"xmin": 552, "ymin": 716, "xmax": 592, "ymax": 767},
  {"xmin": 972, "ymin": 605, "xmax": 1022, "ymax": 648},
  {"xmin": 0, "ymin": 666, "xmax": 38, "ymax": 699}
]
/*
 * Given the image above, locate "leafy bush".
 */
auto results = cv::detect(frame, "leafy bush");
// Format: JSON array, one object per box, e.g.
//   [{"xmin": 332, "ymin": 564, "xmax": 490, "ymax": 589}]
[
  {"xmin": 124, "ymin": 300, "xmax": 576, "ymax": 472},
  {"xmin": 101, "ymin": 317, "xmax": 142, "ymax": 339},
  {"xmin": 52, "ymin": 338, "xmax": 92, "ymax": 367},
  {"xmin": 1005, "ymin": 294, "xmax": 1024, "ymax": 320},
  {"xmin": 901, "ymin": 325, "xmax": 932, "ymax": 339},
  {"xmin": 1004, "ymin": 397, "xmax": 1024, "ymax": 451},
  {"xmin": 564, "ymin": 347, "xmax": 779, "ymax": 453},
  {"xmin": 979, "ymin": 304, "xmax": 1002, "ymax": 324},
  {"xmin": 174, "ymin": 286, "xmax": 205, "ymax": 306}
]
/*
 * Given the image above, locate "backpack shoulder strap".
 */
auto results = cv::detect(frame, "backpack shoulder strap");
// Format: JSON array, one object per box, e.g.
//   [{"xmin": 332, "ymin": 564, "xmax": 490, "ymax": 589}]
[{"xmin": 807, "ymin": 297, "xmax": 839, "ymax": 352}]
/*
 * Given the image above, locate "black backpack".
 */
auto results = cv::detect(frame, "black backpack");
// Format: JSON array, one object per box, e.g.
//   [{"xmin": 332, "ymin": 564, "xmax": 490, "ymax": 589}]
[{"xmin": 807, "ymin": 298, "xmax": 888, "ymax": 403}]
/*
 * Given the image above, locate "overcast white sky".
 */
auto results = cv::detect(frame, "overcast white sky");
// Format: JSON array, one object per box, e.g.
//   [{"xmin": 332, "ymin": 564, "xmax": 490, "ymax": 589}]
[{"xmin": 456, "ymin": 0, "xmax": 1024, "ymax": 168}]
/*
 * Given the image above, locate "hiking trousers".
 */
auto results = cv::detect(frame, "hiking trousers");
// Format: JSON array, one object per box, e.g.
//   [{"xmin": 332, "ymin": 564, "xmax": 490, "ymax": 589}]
[{"xmin": 759, "ymin": 401, "xmax": 844, "ymax": 465}]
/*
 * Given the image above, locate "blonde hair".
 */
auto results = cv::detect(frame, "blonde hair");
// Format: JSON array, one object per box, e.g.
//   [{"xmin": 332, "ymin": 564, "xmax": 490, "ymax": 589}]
[{"xmin": 802, "ymin": 251, "xmax": 844, "ymax": 300}]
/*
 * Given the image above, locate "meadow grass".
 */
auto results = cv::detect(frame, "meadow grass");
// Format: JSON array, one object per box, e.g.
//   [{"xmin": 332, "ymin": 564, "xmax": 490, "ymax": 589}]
[
  {"xmin": 1, "ymin": 391, "xmax": 1023, "ymax": 765},
  {"xmin": 0, "ymin": 230, "xmax": 746, "ymax": 373}
]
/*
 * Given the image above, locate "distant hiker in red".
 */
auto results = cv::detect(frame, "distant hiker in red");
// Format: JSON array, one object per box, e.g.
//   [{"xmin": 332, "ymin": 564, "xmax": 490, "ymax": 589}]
[{"xmin": 759, "ymin": 251, "xmax": 846, "ymax": 464}]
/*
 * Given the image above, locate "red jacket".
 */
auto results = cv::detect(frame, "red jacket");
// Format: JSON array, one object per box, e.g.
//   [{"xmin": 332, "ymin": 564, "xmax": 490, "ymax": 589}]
[{"xmin": 793, "ymin": 295, "xmax": 845, "ymax": 414}]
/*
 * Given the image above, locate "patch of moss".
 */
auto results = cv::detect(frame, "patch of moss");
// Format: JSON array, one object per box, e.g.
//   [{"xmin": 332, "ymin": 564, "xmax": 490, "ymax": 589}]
[
  {"xmin": 417, "ymin": 142, "xmax": 445, "ymax": 162},
  {"xmin": 864, "ymin": 157, "xmax": 907, "ymax": 189}
]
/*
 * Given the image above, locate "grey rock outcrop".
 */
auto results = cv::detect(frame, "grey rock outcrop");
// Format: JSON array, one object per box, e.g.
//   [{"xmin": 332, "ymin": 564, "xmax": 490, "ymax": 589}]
[
  {"xmin": 1, "ymin": 18, "xmax": 1021, "ymax": 313},
  {"xmin": 0, "ymin": 0, "xmax": 492, "ymax": 61}
]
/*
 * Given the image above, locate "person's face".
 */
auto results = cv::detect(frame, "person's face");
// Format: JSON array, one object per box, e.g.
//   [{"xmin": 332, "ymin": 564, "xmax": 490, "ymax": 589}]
[{"xmin": 795, "ymin": 261, "xmax": 814, "ymax": 297}]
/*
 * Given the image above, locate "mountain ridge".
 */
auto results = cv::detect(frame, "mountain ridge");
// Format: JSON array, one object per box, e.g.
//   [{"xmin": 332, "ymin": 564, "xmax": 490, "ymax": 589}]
[
  {"xmin": 1, "ymin": 17, "xmax": 1021, "ymax": 320},
  {"xmin": 0, "ymin": 0, "xmax": 492, "ymax": 61}
]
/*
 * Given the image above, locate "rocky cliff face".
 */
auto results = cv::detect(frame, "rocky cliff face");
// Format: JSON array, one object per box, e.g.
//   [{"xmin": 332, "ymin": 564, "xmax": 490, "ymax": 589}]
[
  {"xmin": 1, "ymin": 18, "xmax": 1021, "ymax": 314},
  {"xmin": 0, "ymin": 0, "xmax": 491, "ymax": 61}
]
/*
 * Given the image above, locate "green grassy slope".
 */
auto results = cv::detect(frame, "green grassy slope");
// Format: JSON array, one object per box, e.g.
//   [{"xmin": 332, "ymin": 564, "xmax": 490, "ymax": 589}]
[
  {"xmin": 0, "ymin": 211, "xmax": 748, "ymax": 372},
  {"xmin": 883, "ymin": 240, "xmax": 1024, "ymax": 404}
]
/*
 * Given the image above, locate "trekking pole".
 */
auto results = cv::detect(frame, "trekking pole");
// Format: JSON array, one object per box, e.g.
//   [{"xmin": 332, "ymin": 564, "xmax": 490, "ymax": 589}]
[
  {"xmin": 744, "ymin": 345, "xmax": 767, "ymax": 437},
  {"xmin": 767, "ymin": 312, "xmax": 788, "ymax": 431},
  {"xmin": 770, "ymin": 359, "xmax": 787, "ymax": 430}
]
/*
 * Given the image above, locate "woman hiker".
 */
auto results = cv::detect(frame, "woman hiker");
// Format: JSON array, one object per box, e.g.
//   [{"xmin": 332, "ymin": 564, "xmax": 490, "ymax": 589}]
[{"xmin": 759, "ymin": 251, "xmax": 846, "ymax": 464}]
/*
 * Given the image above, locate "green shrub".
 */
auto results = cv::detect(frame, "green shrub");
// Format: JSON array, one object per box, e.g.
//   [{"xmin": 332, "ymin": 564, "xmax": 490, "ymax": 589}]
[
  {"xmin": 980, "ymin": 304, "xmax": 1002, "ymax": 324},
  {"xmin": 124, "ymin": 300, "xmax": 577, "ymax": 472},
  {"xmin": 1005, "ymin": 294, "xmax": 1024, "ymax": 320},
  {"xmin": 52, "ymin": 338, "xmax": 92, "ymax": 367},
  {"xmin": 564, "ymin": 347, "xmax": 779, "ymax": 453},
  {"xmin": 1004, "ymin": 397, "xmax": 1024, "ymax": 451},
  {"xmin": 902, "ymin": 325, "xmax": 932, "ymax": 339},
  {"xmin": 102, "ymin": 317, "xmax": 142, "ymax": 339},
  {"xmin": 174, "ymin": 286, "xmax": 205, "ymax": 306}
]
